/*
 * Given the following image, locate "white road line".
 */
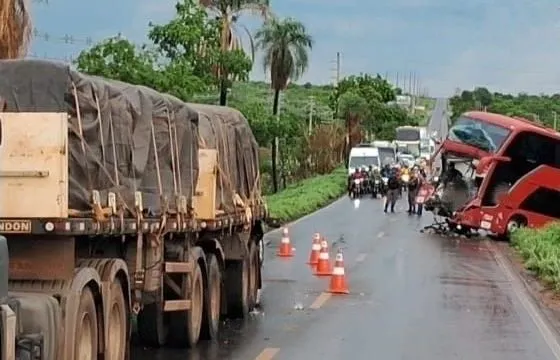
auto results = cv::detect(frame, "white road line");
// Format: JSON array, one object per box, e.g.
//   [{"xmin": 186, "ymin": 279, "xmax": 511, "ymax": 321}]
[
  {"xmin": 309, "ymin": 292, "xmax": 332, "ymax": 309},
  {"xmin": 356, "ymin": 253, "xmax": 367, "ymax": 262},
  {"xmin": 255, "ymin": 347, "xmax": 280, "ymax": 360},
  {"xmin": 377, "ymin": 231, "xmax": 385, "ymax": 238},
  {"xmin": 488, "ymin": 242, "xmax": 560, "ymax": 359}
]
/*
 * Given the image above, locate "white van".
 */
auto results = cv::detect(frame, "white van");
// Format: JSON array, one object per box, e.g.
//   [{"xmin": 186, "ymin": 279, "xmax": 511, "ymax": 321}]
[{"xmin": 348, "ymin": 147, "xmax": 381, "ymax": 175}]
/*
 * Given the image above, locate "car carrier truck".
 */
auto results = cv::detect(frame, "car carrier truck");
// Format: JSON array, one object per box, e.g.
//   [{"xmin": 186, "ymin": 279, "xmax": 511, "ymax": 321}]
[{"xmin": 0, "ymin": 59, "xmax": 267, "ymax": 360}]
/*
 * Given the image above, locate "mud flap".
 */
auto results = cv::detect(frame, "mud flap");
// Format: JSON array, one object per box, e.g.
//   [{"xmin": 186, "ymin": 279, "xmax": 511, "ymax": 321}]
[{"xmin": 10, "ymin": 292, "xmax": 61, "ymax": 360}]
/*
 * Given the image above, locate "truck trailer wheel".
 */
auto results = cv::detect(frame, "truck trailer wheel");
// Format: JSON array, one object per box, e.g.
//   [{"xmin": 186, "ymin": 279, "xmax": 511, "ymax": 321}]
[
  {"xmin": 74, "ymin": 287, "xmax": 99, "ymax": 360},
  {"xmin": 107, "ymin": 280, "xmax": 127, "ymax": 360},
  {"xmin": 225, "ymin": 257, "xmax": 249, "ymax": 318},
  {"xmin": 201, "ymin": 253, "xmax": 222, "ymax": 340},
  {"xmin": 168, "ymin": 261, "xmax": 204, "ymax": 347}
]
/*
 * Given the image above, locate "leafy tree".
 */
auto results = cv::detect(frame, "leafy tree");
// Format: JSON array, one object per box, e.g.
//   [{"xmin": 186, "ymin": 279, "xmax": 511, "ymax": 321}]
[
  {"xmin": 255, "ymin": 17, "xmax": 313, "ymax": 192},
  {"xmin": 149, "ymin": 0, "xmax": 252, "ymax": 100},
  {"xmin": 199, "ymin": 0, "xmax": 271, "ymax": 105},
  {"xmin": 339, "ymin": 91, "xmax": 368, "ymax": 165},
  {"xmin": 330, "ymin": 74, "xmax": 396, "ymax": 114},
  {"xmin": 75, "ymin": 37, "xmax": 160, "ymax": 86},
  {"xmin": 147, "ymin": 0, "xmax": 220, "ymax": 82},
  {"xmin": 0, "ymin": 0, "xmax": 31, "ymax": 59},
  {"xmin": 329, "ymin": 73, "xmax": 415, "ymax": 142},
  {"xmin": 473, "ymin": 87, "xmax": 492, "ymax": 108}
]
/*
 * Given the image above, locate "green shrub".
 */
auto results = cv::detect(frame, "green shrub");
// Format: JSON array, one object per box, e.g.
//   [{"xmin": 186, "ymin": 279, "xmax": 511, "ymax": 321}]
[
  {"xmin": 511, "ymin": 222, "xmax": 560, "ymax": 290},
  {"xmin": 265, "ymin": 168, "xmax": 347, "ymax": 225}
]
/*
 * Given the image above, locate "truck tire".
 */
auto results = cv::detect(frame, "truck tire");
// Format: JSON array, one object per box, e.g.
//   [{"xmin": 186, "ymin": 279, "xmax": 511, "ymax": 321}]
[
  {"xmin": 506, "ymin": 215, "xmax": 527, "ymax": 238},
  {"xmin": 168, "ymin": 261, "xmax": 204, "ymax": 347},
  {"xmin": 248, "ymin": 243, "xmax": 260, "ymax": 309},
  {"xmin": 106, "ymin": 280, "xmax": 127, "ymax": 360},
  {"xmin": 137, "ymin": 301, "xmax": 167, "ymax": 347},
  {"xmin": 225, "ymin": 257, "xmax": 249, "ymax": 318},
  {"xmin": 201, "ymin": 253, "xmax": 221, "ymax": 340},
  {"xmin": 74, "ymin": 287, "xmax": 98, "ymax": 360}
]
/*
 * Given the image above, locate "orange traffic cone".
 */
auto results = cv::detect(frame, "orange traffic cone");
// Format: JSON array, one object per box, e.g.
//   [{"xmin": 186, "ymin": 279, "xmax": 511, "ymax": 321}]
[
  {"xmin": 314, "ymin": 239, "xmax": 332, "ymax": 276},
  {"xmin": 328, "ymin": 249, "xmax": 349, "ymax": 294},
  {"xmin": 307, "ymin": 233, "xmax": 321, "ymax": 265},
  {"xmin": 277, "ymin": 227, "xmax": 294, "ymax": 257}
]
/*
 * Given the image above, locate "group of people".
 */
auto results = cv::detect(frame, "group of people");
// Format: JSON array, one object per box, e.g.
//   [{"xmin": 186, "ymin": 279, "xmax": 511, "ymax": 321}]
[
  {"xmin": 382, "ymin": 163, "xmax": 426, "ymax": 214},
  {"xmin": 349, "ymin": 162, "xmax": 429, "ymax": 215}
]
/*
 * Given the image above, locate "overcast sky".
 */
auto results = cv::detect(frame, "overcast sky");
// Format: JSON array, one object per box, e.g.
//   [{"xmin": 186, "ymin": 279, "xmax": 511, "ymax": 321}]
[{"xmin": 30, "ymin": 0, "xmax": 560, "ymax": 97}]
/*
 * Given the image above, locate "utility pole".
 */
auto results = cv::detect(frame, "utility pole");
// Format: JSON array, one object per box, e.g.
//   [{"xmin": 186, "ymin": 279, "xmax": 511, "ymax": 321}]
[
  {"xmin": 413, "ymin": 72, "xmax": 418, "ymax": 113},
  {"xmin": 331, "ymin": 52, "xmax": 341, "ymax": 119},
  {"xmin": 396, "ymin": 72, "xmax": 400, "ymax": 89},
  {"xmin": 403, "ymin": 73, "xmax": 408, "ymax": 95},
  {"xmin": 554, "ymin": 111, "xmax": 557, "ymax": 130},
  {"xmin": 335, "ymin": 52, "xmax": 341, "ymax": 86},
  {"xmin": 308, "ymin": 96, "xmax": 315, "ymax": 134}
]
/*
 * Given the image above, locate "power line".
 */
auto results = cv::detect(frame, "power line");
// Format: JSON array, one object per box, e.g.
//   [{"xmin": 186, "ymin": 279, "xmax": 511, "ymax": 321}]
[
  {"xmin": 26, "ymin": 52, "xmax": 75, "ymax": 63},
  {"xmin": 32, "ymin": 29, "xmax": 95, "ymax": 45}
]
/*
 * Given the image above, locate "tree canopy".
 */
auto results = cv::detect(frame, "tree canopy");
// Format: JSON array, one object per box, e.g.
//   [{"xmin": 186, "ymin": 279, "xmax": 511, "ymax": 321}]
[
  {"xmin": 450, "ymin": 87, "xmax": 560, "ymax": 128},
  {"xmin": 72, "ymin": 0, "xmax": 425, "ymax": 192}
]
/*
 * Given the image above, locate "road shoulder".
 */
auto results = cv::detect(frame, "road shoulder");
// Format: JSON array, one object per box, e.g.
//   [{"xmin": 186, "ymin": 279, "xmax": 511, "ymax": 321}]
[{"xmin": 491, "ymin": 241, "xmax": 560, "ymax": 336}]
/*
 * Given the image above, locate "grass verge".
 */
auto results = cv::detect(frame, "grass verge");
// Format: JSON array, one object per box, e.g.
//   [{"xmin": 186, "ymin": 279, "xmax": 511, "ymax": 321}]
[
  {"xmin": 511, "ymin": 222, "xmax": 560, "ymax": 291},
  {"xmin": 265, "ymin": 168, "xmax": 347, "ymax": 226}
]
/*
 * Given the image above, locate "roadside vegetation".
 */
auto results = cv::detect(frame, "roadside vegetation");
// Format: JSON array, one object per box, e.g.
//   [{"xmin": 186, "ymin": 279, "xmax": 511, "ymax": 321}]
[
  {"xmin": 511, "ymin": 223, "xmax": 560, "ymax": 291},
  {"xmin": 265, "ymin": 168, "xmax": 346, "ymax": 225}
]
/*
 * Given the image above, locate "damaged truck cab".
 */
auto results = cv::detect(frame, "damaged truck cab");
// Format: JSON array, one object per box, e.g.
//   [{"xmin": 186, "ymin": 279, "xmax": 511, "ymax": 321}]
[{"xmin": 431, "ymin": 111, "xmax": 560, "ymax": 238}]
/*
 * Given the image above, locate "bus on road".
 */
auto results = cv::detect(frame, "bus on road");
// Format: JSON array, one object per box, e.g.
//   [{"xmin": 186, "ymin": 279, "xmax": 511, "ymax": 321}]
[
  {"xmin": 395, "ymin": 125, "xmax": 421, "ymax": 156},
  {"xmin": 431, "ymin": 111, "xmax": 560, "ymax": 237}
]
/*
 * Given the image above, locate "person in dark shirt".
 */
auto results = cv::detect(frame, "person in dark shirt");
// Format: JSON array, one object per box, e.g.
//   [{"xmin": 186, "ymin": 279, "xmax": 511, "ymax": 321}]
[
  {"xmin": 407, "ymin": 170, "xmax": 420, "ymax": 214},
  {"xmin": 348, "ymin": 168, "xmax": 363, "ymax": 195},
  {"xmin": 381, "ymin": 164, "xmax": 391, "ymax": 178},
  {"xmin": 442, "ymin": 162, "xmax": 462, "ymax": 186},
  {"xmin": 384, "ymin": 168, "xmax": 401, "ymax": 213}
]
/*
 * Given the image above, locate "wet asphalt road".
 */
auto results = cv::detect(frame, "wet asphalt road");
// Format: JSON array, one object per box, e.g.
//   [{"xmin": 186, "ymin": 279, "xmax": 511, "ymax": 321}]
[
  {"xmin": 132, "ymin": 196, "xmax": 560, "ymax": 359},
  {"xmin": 428, "ymin": 98, "xmax": 450, "ymax": 139}
]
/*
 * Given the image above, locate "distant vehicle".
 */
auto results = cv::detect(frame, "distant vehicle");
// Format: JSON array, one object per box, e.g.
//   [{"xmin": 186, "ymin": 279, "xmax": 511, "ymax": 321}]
[
  {"xmin": 371, "ymin": 140, "xmax": 393, "ymax": 148},
  {"xmin": 377, "ymin": 145, "xmax": 397, "ymax": 166},
  {"xmin": 348, "ymin": 146, "xmax": 381, "ymax": 175},
  {"xmin": 419, "ymin": 126, "xmax": 434, "ymax": 159},
  {"xmin": 430, "ymin": 111, "xmax": 560, "ymax": 237},
  {"xmin": 395, "ymin": 126, "xmax": 421, "ymax": 156},
  {"xmin": 398, "ymin": 153, "xmax": 415, "ymax": 167}
]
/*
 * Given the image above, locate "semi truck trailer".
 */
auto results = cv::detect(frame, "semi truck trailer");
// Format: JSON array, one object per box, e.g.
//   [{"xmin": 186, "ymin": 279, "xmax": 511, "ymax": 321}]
[{"xmin": 0, "ymin": 59, "xmax": 267, "ymax": 359}]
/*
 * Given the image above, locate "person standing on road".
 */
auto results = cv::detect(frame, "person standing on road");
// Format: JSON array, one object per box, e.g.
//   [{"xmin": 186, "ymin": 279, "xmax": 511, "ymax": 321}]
[
  {"xmin": 407, "ymin": 170, "xmax": 420, "ymax": 214},
  {"xmin": 384, "ymin": 167, "xmax": 400, "ymax": 213}
]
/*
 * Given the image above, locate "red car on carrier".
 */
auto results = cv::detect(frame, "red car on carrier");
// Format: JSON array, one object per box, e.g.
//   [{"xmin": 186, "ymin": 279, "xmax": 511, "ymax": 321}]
[{"xmin": 430, "ymin": 111, "xmax": 560, "ymax": 238}]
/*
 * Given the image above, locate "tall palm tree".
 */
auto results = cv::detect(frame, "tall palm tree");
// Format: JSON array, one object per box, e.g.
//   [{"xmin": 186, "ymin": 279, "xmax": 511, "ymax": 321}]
[
  {"xmin": 255, "ymin": 17, "xmax": 313, "ymax": 193},
  {"xmin": 199, "ymin": 0, "xmax": 271, "ymax": 105},
  {"xmin": 0, "ymin": 0, "xmax": 31, "ymax": 59}
]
